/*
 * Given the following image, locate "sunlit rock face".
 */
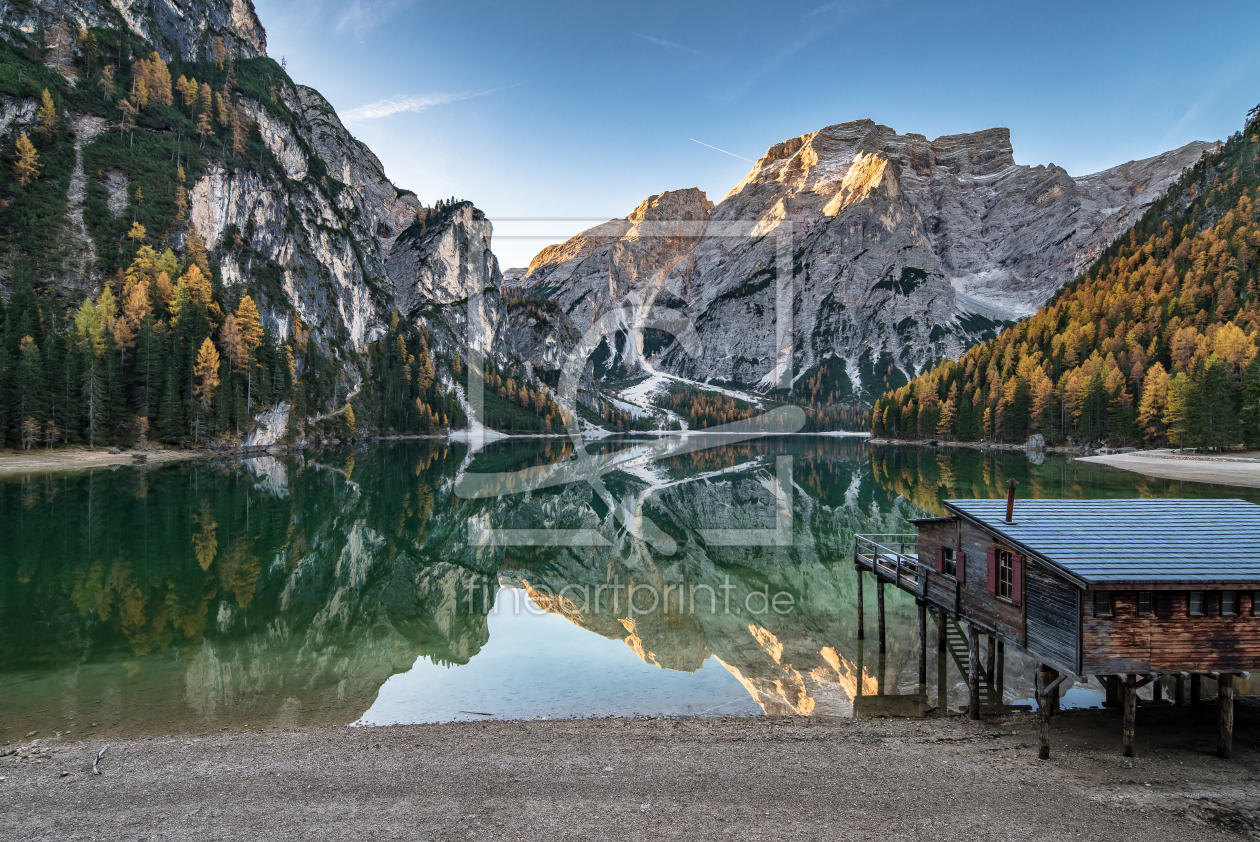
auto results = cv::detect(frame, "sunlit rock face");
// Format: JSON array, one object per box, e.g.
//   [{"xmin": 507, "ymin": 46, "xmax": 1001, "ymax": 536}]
[{"xmin": 521, "ymin": 120, "xmax": 1209, "ymax": 393}]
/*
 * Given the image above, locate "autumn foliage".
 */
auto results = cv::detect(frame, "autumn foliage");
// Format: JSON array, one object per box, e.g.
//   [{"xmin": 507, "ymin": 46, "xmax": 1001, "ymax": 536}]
[{"xmin": 874, "ymin": 107, "xmax": 1260, "ymax": 451}]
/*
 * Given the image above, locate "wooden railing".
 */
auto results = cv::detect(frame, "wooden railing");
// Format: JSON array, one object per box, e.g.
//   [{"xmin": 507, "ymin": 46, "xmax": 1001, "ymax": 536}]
[{"xmin": 854, "ymin": 533, "xmax": 928, "ymax": 596}]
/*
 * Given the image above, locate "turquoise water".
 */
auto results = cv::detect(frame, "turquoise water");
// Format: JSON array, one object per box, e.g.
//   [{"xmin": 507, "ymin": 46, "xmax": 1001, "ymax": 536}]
[{"xmin": 1, "ymin": 438, "xmax": 1253, "ymax": 739}]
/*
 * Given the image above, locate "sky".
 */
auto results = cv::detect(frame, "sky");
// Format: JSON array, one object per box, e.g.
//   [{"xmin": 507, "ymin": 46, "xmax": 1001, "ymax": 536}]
[{"xmin": 252, "ymin": 0, "xmax": 1260, "ymax": 270}]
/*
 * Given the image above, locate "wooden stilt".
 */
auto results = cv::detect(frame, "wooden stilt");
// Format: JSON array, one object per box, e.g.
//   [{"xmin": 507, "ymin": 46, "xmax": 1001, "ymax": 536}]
[
  {"xmin": 877, "ymin": 652, "xmax": 887, "ymax": 696},
  {"xmin": 855, "ymin": 567, "xmax": 864, "ymax": 640},
  {"xmin": 996, "ymin": 640, "xmax": 1005, "ymax": 695},
  {"xmin": 1122, "ymin": 674, "xmax": 1137, "ymax": 757},
  {"xmin": 937, "ymin": 608, "xmax": 947, "ymax": 652},
  {"xmin": 1218, "ymin": 674, "xmax": 1234, "ymax": 759},
  {"xmin": 1191, "ymin": 674, "xmax": 1202, "ymax": 709},
  {"xmin": 1105, "ymin": 676, "xmax": 1120, "ymax": 708},
  {"xmin": 1175, "ymin": 674, "xmax": 1185, "ymax": 706},
  {"xmin": 1038, "ymin": 664, "xmax": 1054, "ymax": 760},
  {"xmin": 1153, "ymin": 675, "xmax": 1163, "ymax": 703},
  {"xmin": 855, "ymin": 639, "xmax": 864, "ymax": 699},
  {"xmin": 937, "ymin": 635, "xmax": 948, "ymax": 715},
  {"xmin": 968, "ymin": 624, "xmax": 981, "ymax": 720},
  {"xmin": 876, "ymin": 580, "xmax": 886, "ymax": 654},
  {"xmin": 917, "ymin": 601, "xmax": 927, "ymax": 686},
  {"xmin": 986, "ymin": 633, "xmax": 996, "ymax": 683}
]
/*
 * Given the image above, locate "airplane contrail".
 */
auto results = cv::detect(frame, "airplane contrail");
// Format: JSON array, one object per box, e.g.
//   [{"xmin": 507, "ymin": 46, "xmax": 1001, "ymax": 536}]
[{"xmin": 690, "ymin": 138, "xmax": 753, "ymax": 163}]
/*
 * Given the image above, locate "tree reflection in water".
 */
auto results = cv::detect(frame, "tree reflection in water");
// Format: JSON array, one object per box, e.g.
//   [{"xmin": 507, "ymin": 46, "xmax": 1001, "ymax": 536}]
[{"xmin": 1, "ymin": 438, "xmax": 1253, "ymax": 739}]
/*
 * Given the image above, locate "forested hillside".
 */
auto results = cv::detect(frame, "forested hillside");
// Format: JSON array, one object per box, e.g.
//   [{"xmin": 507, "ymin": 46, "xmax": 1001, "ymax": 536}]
[
  {"xmin": 0, "ymin": 22, "xmax": 467, "ymax": 448},
  {"xmin": 872, "ymin": 104, "xmax": 1260, "ymax": 450}
]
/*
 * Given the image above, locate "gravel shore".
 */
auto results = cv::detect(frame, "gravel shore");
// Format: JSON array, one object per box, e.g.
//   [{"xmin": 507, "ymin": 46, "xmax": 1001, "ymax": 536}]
[{"xmin": 4, "ymin": 706, "xmax": 1257, "ymax": 841}]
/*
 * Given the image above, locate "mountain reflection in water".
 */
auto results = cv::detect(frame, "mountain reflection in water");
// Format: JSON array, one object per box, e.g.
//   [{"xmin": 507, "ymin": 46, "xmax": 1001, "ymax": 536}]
[{"xmin": 2, "ymin": 438, "xmax": 1255, "ymax": 740}]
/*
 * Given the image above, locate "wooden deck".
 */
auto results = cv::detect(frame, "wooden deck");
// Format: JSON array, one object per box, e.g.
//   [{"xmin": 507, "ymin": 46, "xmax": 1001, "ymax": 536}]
[{"xmin": 853, "ymin": 533, "xmax": 927, "ymax": 596}]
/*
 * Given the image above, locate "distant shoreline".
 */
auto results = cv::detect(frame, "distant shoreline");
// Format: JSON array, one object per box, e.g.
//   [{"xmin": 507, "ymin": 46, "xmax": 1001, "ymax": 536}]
[{"xmin": 1078, "ymin": 451, "xmax": 1260, "ymax": 489}]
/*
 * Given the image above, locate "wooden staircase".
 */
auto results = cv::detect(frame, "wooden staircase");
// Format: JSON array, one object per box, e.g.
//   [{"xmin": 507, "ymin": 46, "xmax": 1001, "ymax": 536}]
[{"xmin": 942, "ymin": 617, "xmax": 999, "ymax": 711}]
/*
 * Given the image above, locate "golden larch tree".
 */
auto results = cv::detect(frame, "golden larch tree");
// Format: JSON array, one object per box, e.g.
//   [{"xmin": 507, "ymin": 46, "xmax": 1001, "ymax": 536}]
[
  {"xmin": 214, "ymin": 92, "xmax": 229, "ymax": 128},
  {"xmin": 184, "ymin": 229, "xmax": 210, "ymax": 274},
  {"xmin": 13, "ymin": 133, "xmax": 40, "ymax": 186},
  {"xmin": 36, "ymin": 89, "xmax": 57, "ymax": 138},
  {"xmin": 193, "ymin": 338, "xmax": 221, "ymax": 409},
  {"xmin": 182, "ymin": 264, "xmax": 213, "ymax": 308},
  {"xmin": 219, "ymin": 313, "xmax": 245, "ymax": 372},
  {"xmin": 195, "ymin": 109, "xmax": 213, "ymax": 145},
  {"xmin": 235, "ymin": 295, "xmax": 264, "ymax": 352},
  {"xmin": 145, "ymin": 52, "xmax": 173, "ymax": 105}
]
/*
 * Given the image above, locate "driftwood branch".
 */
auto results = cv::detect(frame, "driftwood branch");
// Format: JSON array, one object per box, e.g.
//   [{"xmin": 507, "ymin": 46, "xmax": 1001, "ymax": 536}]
[{"xmin": 91, "ymin": 744, "xmax": 108, "ymax": 775}]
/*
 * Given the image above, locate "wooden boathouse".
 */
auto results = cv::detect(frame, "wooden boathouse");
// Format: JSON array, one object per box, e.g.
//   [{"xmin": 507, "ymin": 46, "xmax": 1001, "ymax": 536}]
[{"xmin": 855, "ymin": 490, "xmax": 1258, "ymax": 758}]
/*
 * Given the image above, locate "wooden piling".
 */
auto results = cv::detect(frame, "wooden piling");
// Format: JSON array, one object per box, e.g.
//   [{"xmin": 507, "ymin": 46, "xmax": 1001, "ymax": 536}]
[
  {"xmin": 996, "ymin": 640, "xmax": 1005, "ymax": 694},
  {"xmin": 1153, "ymin": 675, "xmax": 1163, "ymax": 703},
  {"xmin": 1038, "ymin": 664, "xmax": 1054, "ymax": 760},
  {"xmin": 937, "ymin": 608, "xmax": 947, "ymax": 653},
  {"xmin": 1105, "ymin": 676, "xmax": 1119, "ymax": 708},
  {"xmin": 968, "ymin": 624, "xmax": 981, "ymax": 720},
  {"xmin": 1191, "ymin": 674, "xmax": 1202, "ymax": 708},
  {"xmin": 1175, "ymin": 674, "xmax": 1185, "ymax": 706},
  {"xmin": 855, "ymin": 639, "xmax": 864, "ymax": 699},
  {"xmin": 855, "ymin": 567, "xmax": 864, "ymax": 640},
  {"xmin": 877, "ymin": 580, "xmax": 886, "ymax": 654},
  {"xmin": 917, "ymin": 601, "xmax": 927, "ymax": 686},
  {"xmin": 1218, "ymin": 673, "xmax": 1235, "ymax": 759},
  {"xmin": 937, "ymin": 635, "xmax": 948, "ymax": 715},
  {"xmin": 986, "ymin": 633, "xmax": 996, "ymax": 683},
  {"xmin": 1122, "ymin": 674, "xmax": 1137, "ymax": 757}
]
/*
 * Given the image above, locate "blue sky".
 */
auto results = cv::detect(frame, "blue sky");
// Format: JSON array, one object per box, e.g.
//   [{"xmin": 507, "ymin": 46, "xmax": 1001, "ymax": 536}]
[{"xmin": 253, "ymin": 0, "xmax": 1260, "ymax": 269}]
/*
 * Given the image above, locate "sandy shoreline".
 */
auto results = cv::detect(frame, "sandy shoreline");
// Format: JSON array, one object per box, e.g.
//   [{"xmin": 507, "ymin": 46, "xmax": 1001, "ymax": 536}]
[
  {"xmin": 1078, "ymin": 452, "xmax": 1260, "ymax": 489},
  {"xmin": 2, "ymin": 708, "xmax": 1256, "ymax": 840},
  {"xmin": 0, "ymin": 446, "xmax": 207, "ymax": 477}
]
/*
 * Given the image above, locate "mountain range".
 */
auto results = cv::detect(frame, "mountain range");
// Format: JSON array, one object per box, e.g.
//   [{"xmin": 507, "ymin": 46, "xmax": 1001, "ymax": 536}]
[{"xmin": 0, "ymin": 0, "xmax": 1213, "ymax": 440}]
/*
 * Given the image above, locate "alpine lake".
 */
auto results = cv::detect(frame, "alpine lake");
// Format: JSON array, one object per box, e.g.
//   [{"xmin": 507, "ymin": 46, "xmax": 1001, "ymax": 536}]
[{"xmin": 3, "ymin": 435, "xmax": 1257, "ymax": 742}]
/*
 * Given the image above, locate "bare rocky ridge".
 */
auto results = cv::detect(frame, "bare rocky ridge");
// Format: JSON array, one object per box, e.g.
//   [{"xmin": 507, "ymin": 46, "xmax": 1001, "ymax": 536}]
[
  {"xmin": 9, "ymin": 0, "xmax": 266, "ymax": 63},
  {"xmin": 523, "ymin": 120, "xmax": 1210, "ymax": 395}
]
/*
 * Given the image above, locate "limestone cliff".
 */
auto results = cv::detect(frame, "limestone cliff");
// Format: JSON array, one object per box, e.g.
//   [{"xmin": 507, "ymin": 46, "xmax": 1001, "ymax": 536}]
[
  {"xmin": 0, "ymin": 0, "xmax": 506, "ymax": 433},
  {"xmin": 522, "ymin": 120, "xmax": 1209, "ymax": 397}
]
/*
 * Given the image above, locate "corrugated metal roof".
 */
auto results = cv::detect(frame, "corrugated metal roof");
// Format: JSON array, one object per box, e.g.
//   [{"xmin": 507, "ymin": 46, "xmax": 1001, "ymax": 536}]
[{"xmin": 944, "ymin": 498, "xmax": 1260, "ymax": 585}]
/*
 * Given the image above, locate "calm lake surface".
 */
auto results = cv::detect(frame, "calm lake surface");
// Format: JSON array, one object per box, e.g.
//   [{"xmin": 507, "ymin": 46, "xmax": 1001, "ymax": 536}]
[{"xmin": 3, "ymin": 437, "xmax": 1256, "ymax": 740}]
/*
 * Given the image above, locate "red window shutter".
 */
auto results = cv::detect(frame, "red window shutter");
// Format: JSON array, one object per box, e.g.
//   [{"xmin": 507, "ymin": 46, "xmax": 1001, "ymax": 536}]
[
  {"xmin": 986, "ymin": 547, "xmax": 997, "ymax": 595},
  {"xmin": 957, "ymin": 551, "xmax": 966, "ymax": 583},
  {"xmin": 1012, "ymin": 554, "xmax": 1024, "ymax": 606},
  {"xmin": 935, "ymin": 545, "xmax": 945, "ymax": 573}
]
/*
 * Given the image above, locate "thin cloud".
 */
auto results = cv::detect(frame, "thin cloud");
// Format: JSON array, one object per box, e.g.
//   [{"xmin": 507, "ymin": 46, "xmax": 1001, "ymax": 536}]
[
  {"xmin": 632, "ymin": 32, "xmax": 705, "ymax": 58},
  {"xmin": 719, "ymin": 0, "xmax": 894, "ymax": 103},
  {"xmin": 340, "ymin": 88, "xmax": 505, "ymax": 122},
  {"xmin": 336, "ymin": 0, "xmax": 414, "ymax": 38}
]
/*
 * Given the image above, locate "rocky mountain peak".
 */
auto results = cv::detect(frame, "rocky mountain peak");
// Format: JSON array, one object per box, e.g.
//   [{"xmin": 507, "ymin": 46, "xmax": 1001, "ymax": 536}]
[
  {"xmin": 12, "ymin": 0, "xmax": 267, "ymax": 64},
  {"xmin": 524, "ymin": 118, "xmax": 1211, "ymax": 401},
  {"xmin": 628, "ymin": 187, "xmax": 713, "ymax": 223}
]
